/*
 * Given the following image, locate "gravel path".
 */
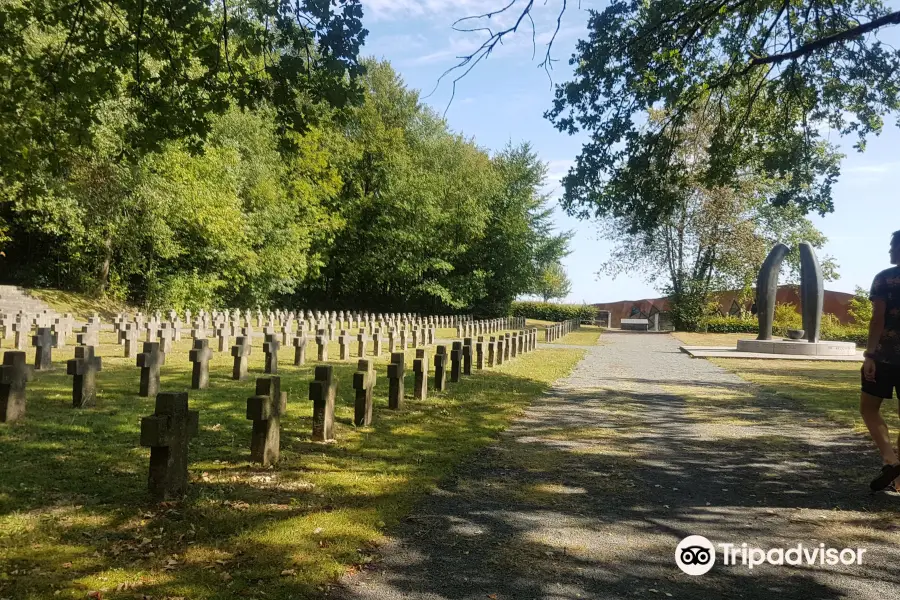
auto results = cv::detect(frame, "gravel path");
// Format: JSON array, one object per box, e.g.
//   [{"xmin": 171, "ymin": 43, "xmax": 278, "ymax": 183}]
[{"xmin": 340, "ymin": 332, "xmax": 900, "ymax": 599}]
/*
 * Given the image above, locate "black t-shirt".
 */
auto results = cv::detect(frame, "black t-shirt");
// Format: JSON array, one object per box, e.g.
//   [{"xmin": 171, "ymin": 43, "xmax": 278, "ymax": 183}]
[{"xmin": 870, "ymin": 266, "xmax": 900, "ymax": 365}]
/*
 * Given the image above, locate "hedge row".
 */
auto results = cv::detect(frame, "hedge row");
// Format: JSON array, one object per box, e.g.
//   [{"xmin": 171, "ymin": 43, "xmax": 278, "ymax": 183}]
[
  {"xmin": 510, "ymin": 301, "xmax": 597, "ymax": 322},
  {"xmin": 703, "ymin": 316, "xmax": 866, "ymax": 346}
]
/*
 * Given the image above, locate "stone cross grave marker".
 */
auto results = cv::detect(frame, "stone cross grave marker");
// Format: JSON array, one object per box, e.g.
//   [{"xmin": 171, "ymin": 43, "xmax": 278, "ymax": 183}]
[
  {"xmin": 263, "ymin": 333, "xmax": 280, "ymax": 374},
  {"xmin": 310, "ymin": 365, "xmax": 336, "ymax": 442},
  {"xmin": 246, "ymin": 376, "xmax": 287, "ymax": 467},
  {"xmin": 189, "ymin": 339, "xmax": 213, "ymax": 390},
  {"xmin": 315, "ymin": 329, "xmax": 329, "ymax": 362},
  {"xmin": 413, "ymin": 349, "xmax": 428, "ymax": 401},
  {"xmin": 388, "ymin": 352, "xmax": 405, "ymax": 410},
  {"xmin": 120, "ymin": 325, "xmax": 139, "ymax": 358},
  {"xmin": 353, "ymin": 359, "xmax": 375, "ymax": 427},
  {"xmin": 510, "ymin": 332, "xmax": 518, "ymax": 359},
  {"xmin": 496, "ymin": 337, "xmax": 505, "ymax": 366},
  {"xmin": 137, "ymin": 341, "xmax": 165, "ymax": 397},
  {"xmin": 434, "ymin": 345, "xmax": 448, "ymax": 392},
  {"xmin": 338, "ymin": 330, "xmax": 352, "ymax": 360},
  {"xmin": 0, "ymin": 351, "xmax": 33, "ymax": 423},
  {"xmin": 231, "ymin": 336, "xmax": 252, "ymax": 381},
  {"xmin": 373, "ymin": 329, "xmax": 382, "ymax": 356},
  {"xmin": 450, "ymin": 342, "xmax": 462, "ymax": 383},
  {"xmin": 475, "ymin": 338, "xmax": 485, "ymax": 370},
  {"xmin": 462, "ymin": 337, "xmax": 473, "ymax": 375},
  {"xmin": 32, "ymin": 327, "xmax": 56, "ymax": 370},
  {"xmin": 13, "ymin": 322, "xmax": 29, "ymax": 351},
  {"xmin": 293, "ymin": 332, "xmax": 307, "ymax": 366},
  {"xmin": 140, "ymin": 392, "xmax": 199, "ymax": 500},
  {"xmin": 357, "ymin": 330, "xmax": 368, "ymax": 358},
  {"xmin": 68, "ymin": 345, "xmax": 102, "ymax": 408},
  {"xmin": 157, "ymin": 329, "xmax": 174, "ymax": 354},
  {"xmin": 216, "ymin": 326, "xmax": 229, "ymax": 353},
  {"xmin": 504, "ymin": 333, "xmax": 512, "ymax": 361}
]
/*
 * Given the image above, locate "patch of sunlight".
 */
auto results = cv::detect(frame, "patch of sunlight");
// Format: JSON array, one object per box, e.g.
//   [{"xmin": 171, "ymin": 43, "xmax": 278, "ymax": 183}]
[{"xmin": 529, "ymin": 483, "xmax": 588, "ymax": 495}]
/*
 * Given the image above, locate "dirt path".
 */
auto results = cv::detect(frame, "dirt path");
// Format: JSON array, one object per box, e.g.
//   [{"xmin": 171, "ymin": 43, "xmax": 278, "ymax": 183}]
[{"xmin": 340, "ymin": 332, "xmax": 900, "ymax": 599}]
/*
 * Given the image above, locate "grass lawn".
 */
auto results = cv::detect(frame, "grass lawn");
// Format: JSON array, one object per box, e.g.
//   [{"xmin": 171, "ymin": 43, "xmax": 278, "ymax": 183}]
[
  {"xmin": 27, "ymin": 289, "xmax": 133, "ymax": 321},
  {"xmin": 0, "ymin": 332, "xmax": 584, "ymax": 600},
  {"xmin": 669, "ymin": 332, "xmax": 889, "ymax": 432},
  {"xmin": 526, "ymin": 321, "xmax": 603, "ymax": 346},
  {"xmin": 670, "ymin": 331, "xmax": 751, "ymax": 347}
]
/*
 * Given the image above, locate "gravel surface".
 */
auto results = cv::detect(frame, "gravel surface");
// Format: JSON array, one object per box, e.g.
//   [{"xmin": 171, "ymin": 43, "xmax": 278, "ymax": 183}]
[{"xmin": 339, "ymin": 332, "xmax": 900, "ymax": 599}]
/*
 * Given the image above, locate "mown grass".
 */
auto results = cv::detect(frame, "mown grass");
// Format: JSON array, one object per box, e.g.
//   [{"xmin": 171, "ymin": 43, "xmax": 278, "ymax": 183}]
[
  {"xmin": 670, "ymin": 331, "xmax": 749, "ymax": 347},
  {"xmin": 526, "ymin": 321, "xmax": 603, "ymax": 346},
  {"xmin": 669, "ymin": 332, "xmax": 883, "ymax": 430},
  {"xmin": 27, "ymin": 289, "xmax": 134, "ymax": 321},
  {"xmin": 0, "ymin": 330, "xmax": 583, "ymax": 600},
  {"xmin": 710, "ymin": 358, "xmax": 888, "ymax": 430}
]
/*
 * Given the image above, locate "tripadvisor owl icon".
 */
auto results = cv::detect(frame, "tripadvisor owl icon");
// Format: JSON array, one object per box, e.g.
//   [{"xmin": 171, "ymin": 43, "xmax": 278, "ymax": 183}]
[{"xmin": 676, "ymin": 535, "xmax": 716, "ymax": 576}]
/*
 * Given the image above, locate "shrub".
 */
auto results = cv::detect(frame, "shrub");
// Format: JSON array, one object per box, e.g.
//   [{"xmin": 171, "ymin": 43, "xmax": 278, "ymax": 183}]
[
  {"xmin": 772, "ymin": 302, "xmax": 803, "ymax": 336},
  {"xmin": 510, "ymin": 301, "xmax": 596, "ymax": 322},
  {"xmin": 848, "ymin": 286, "xmax": 873, "ymax": 325},
  {"xmin": 704, "ymin": 315, "xmax": 758, "ymax": 333}
]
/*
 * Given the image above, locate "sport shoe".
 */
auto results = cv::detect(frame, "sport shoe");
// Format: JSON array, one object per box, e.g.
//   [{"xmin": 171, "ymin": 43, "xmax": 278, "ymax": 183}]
[{"xmin": 869, "ymin": 464, "xmax": 900, "ymax": 492}]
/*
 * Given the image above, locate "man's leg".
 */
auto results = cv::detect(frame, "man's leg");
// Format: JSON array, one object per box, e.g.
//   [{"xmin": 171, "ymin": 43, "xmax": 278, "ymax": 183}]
[{"xmin": 860, "ymin": 392, "xmax": 898, "ymax": 466}]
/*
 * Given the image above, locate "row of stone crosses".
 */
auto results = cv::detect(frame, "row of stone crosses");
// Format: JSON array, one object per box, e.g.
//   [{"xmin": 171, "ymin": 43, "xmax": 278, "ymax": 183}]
[
  {"xmin": 0, "ymin": 307, "xmax": 531, "ymax": 421},
  {"xmin": 141, "ymin": 326, "xmax": 543, "ymax": 499},
  {"xmin": 0, "ymin": 306, "xmax": 559, "ymax": 500}
]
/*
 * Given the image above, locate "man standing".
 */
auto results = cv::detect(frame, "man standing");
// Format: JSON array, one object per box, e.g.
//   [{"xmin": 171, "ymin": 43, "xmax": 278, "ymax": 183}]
[{"xmin": 861, "ymin": 230, "xmax": 900, "ymax": 492}]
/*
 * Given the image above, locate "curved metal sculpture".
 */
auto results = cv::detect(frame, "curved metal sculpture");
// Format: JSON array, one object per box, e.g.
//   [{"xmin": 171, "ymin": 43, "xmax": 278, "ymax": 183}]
[
  {"xmin": 799, "ymin": 242, "xmax": 824, "ymax": 343},
  {"xmin": 755, "ymin": 243, "xmax": 790, "ymax": 341}
]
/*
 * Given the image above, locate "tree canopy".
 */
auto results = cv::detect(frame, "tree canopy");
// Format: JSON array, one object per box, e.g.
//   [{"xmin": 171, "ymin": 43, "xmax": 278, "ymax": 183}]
[
  {"xmin": 0, "ymin": 26, "xmax": 570, "ymax": 314},
  {"xmin": 449, "ymin": 1, "xmax": 900, "ymax": 232}
]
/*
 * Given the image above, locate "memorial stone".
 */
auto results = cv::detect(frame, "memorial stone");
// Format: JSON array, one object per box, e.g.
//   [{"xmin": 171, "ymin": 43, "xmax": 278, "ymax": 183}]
[
  {"xmin": 247, "ymin": 376, "xmax": 287, "ymax": 466},
  {"xmin": 353, "ymin": 359, "xmax": 376, "ymax": 427},
  {"xmin": 67, "ymin": 345, "xmax": 102, "ymax": 408},
  {"xmin": 140, "ymin": 392, "xmax": 198, "ymax": 500},
  {"xmin": 310, "ymin": 366, "xmax": 336, "ymax": 442}
]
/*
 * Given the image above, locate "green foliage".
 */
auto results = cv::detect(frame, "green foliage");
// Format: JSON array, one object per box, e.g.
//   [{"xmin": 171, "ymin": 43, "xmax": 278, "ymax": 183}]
[
  {"xmin": 773, "ymin": 302, "xmax": 804, "ymax": 335},
  {"xmin": 666, "ymin": 281, "xmax": 711, "ymax": 332},
  {"xmin": 544, "ymin": 1, "xmax": 900, "ymax": 231},
  {"xmin": 0, "ymin": 57, "xmax": 569, "ymax": 312},
  {"xmin": 510, "ymin": 301, "xmax": 596, "ymax": 322},
  {"xmin": 703, "ymin": 310, "xmax": 868, "ymax": 346},
  {"xmin": 0, "ymin": 0, "xmax": 367, "ymax": 195},
  {"xmin": 848, "ymin": 286, "xmax": 874, "ymax": 325},
  {"xmin": 595, "ymin": 107, "xmax": 838, "ymax": 323},
  {"xmin": 532, "ymin": 262, "xmax": 573, "ymax": 302},
  {"xmin": 704, "ymin": 316, "xmax": 759, "ymax": 334}
]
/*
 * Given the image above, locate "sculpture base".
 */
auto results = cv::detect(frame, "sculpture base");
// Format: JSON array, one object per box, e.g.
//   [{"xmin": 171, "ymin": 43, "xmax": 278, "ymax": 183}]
[{"xmin": 735, "ymin": 338, "xmax": 857, "ymax": 357}]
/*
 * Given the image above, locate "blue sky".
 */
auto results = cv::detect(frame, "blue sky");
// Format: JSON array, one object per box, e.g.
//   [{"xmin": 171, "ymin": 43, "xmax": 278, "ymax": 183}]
[{"xmin": 360, "ymin": 0, "xmax": 900, "ymax": 303}]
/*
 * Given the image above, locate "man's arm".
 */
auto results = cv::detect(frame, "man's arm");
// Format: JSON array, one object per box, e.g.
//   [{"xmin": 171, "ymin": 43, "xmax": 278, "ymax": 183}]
[
  {"xmin": 867, "ymin": 299, "xmax": 887, "ymax": 355},
  {"xmin": 864, "ymin": 299, "xmax": 886, "ymax": 381}
]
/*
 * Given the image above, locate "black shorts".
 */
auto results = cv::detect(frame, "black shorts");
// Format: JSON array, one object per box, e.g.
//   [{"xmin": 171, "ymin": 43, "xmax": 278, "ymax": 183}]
[{"xmin": 862, "ymin": 362, "xmax": 900, "ymax": 399}]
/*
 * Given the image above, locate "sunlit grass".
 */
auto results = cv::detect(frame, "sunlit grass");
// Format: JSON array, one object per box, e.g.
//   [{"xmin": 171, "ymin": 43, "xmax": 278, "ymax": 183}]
[
  {"xmin": 0, "ymin": 328, "xmax": 583, "ymax": 600},
  {"xmin": 710, "ymin": 358, "xmax": 881, "ymax": 430}
]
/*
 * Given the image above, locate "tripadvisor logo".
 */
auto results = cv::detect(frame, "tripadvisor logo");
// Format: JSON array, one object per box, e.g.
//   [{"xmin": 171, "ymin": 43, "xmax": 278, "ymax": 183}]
[
  {"xmin": 675, "ymin": 535, "xmax": 716, "ymax": 576},
  {"xmin": 675, "ymin": 535, "xmax": 867, "ymax": 575}
]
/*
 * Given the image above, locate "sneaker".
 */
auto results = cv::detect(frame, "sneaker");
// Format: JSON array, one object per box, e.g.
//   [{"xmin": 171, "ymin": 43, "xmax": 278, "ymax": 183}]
[{"xmin": 869, "ymin": 464, "xmax": 900, "ymax": 492}]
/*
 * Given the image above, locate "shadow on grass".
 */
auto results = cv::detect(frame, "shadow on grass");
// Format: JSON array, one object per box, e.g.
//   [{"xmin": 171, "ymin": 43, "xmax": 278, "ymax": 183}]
[{"xmin": 0, "ymin": 335, "xmax": 581, "ymax": 599}]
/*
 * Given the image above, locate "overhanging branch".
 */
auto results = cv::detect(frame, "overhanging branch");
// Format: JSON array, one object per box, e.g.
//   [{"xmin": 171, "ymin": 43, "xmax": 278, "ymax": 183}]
[{"xmin": 749, "ymin": 9, "xmax": 900, "ymax": 65}]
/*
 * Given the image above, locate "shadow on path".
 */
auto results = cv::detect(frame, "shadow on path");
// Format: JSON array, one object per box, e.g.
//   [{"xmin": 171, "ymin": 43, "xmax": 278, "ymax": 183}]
[{"xmin": 340, "ymin": 333, "xmax": 900, "ymax": 599}]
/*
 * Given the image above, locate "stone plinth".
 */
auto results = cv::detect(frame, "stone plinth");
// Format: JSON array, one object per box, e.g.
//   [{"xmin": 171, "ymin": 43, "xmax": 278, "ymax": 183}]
[{"xmin": 735, "ymin": 338, "xmax": 857, "ymax": 357}]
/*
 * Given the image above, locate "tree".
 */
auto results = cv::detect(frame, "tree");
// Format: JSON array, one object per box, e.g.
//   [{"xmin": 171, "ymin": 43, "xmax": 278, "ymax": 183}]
[
  {"xmin": 0, "ymin": 0, "xmax": 367, "ymax": 195},
  {"xmin": 447, "ymin": 1, "xmax": 900, "ymax": 231},
  {"xmin": 534, "ymin": 263, "xmax": 573, "ymax": 302},
  {"xmin": 848, "ymin": 285, "xmax": 874, "ymax": 325},
  {"xmin": 596, "ymin": 108, "xmax": 838, "ymax": 330}
]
